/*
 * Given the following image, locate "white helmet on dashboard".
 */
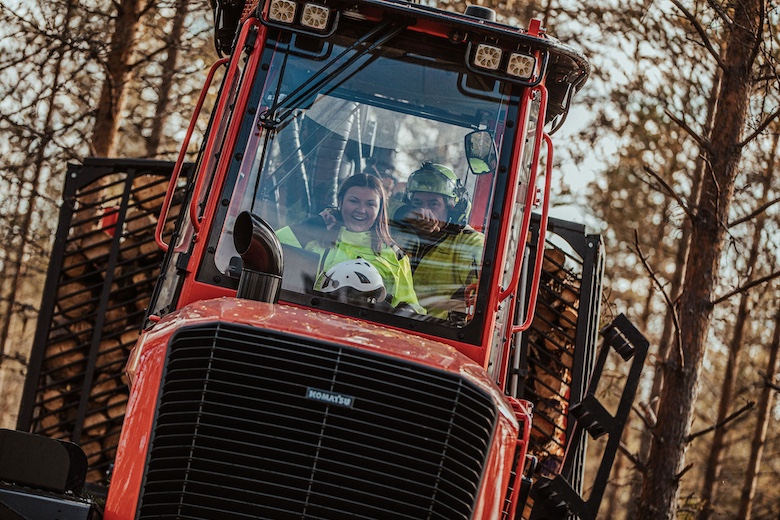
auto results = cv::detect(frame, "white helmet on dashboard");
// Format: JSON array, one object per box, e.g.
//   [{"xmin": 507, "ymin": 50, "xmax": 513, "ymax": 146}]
[{"xmin": 314, "ymin": 259, "xmax": 387, "ymax": 305}]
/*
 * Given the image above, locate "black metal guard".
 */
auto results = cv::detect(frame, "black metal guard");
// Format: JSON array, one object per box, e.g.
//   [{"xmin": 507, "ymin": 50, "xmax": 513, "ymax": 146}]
[
  {"xmin": 529, "ymin": 314, "xmax": 650, "ymax": 520},
  {"xmin": 515, "ymin": 214, "xmax": 605, "ymax": 492},
  {"xmin": 16, "ymin": 158, "xmax": 189, "ymax": 490}
]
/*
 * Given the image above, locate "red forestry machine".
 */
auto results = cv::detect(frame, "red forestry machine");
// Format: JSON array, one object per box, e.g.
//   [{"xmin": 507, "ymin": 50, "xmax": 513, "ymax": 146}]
[{"xmin": 1, "ymin": 0, "xmax": 648, "ymax": 519}]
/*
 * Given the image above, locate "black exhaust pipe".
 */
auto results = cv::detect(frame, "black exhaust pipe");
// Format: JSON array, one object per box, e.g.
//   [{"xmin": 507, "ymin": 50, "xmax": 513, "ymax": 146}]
[{"xmin": 233, "ymin": 211, "xmax": 283, "ymax": 302}]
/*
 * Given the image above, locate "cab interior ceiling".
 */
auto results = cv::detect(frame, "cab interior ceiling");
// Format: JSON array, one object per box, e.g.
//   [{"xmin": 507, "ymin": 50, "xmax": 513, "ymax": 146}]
[{"xmin": 314, "ymin": 78, "xmax": 506, "ymax": 130}]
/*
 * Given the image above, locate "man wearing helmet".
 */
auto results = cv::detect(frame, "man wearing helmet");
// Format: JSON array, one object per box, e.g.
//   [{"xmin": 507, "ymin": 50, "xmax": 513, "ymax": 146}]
[{"xmin": 394, "ymin": 162, "xmax": 484, "ymax": 322}]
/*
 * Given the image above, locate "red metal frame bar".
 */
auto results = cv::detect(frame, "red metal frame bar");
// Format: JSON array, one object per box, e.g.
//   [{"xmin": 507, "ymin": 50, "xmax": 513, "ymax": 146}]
[
  {"xmin": 155, "ymin": 57, "xmax": 230, "ymax": 251},
  {"xmin": 512, "ymin": 132, "xmax": 553, "ymax": 334}
]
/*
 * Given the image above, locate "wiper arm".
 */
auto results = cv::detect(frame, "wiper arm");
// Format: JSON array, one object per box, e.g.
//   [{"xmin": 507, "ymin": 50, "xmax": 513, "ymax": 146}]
[
  {"xmin": 259, "ymin": 18, "xmax": 409, "ymax": 129},
  {"xmin": 265, "ymin": 103, "xmax": 361, "ymax": 194}
]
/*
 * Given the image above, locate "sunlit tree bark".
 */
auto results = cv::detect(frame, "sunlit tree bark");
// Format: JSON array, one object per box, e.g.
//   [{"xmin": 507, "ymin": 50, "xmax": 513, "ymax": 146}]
[
  {"xmin": 145, "ymin": 0, "xmax": 189, "ymax": 157},
  {"xmin": 637, "ymin": 0, "xmax": 768, "ymax": 516},
  {"xmin": 698, "ymin": 131, "xmax": 778, "ymax": 519},
  {"xmin": 737, "ymin": 309, "xmax": 780, "ymax": 519},
  {"xmin": 91, "ymin": 0, "xmax": 149, "ymax": 157}
]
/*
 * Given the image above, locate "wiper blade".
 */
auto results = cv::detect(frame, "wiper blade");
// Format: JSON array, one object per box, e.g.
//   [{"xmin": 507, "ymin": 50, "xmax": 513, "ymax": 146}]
[
  {"xmin": 259, "ymin": 18, "xmax": 409, "ymax": 129},
  {"xmin": 265, "ymin": 103, "xmax": 361, "ymax": 193}
]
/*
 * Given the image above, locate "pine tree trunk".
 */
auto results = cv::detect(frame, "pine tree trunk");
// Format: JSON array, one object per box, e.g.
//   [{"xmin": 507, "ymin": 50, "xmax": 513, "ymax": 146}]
[
  {"xmin": 628, "ymin": 66, "xmax": 719, "ymax": 518},
  {"xmin": 645, "ymin": 67, "xmax": 714, "ymax": 402},
  {"xmin": 697, "ymin": 271, "xmax": 751, "ymax": 519},
  {"xmin": 91, "ymin": 0, "xmax": 145, "ymax": 157},
  {"xmin": 698, "ymin": 135, "xmax": 775, "ymax": 520},
  {"xmin": 146, "ymin": 0, "xmax": 189, "ymax": 157},
  {"xmin": 636, "ymin": 0, "xmax": 763, "ymax": 516},
  {"xmin": 737, "ymin": 309, "xmax": 780, "ymax": 519}
]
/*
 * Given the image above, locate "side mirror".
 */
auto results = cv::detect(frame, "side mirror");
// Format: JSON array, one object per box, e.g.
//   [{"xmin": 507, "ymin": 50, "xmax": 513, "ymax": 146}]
[{"xmin": 465, "ymin": 130, "xmax": 498, "ymax": 175}]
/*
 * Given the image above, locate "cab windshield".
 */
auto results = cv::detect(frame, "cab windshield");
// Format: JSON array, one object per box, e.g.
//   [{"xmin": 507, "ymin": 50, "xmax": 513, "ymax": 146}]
[{"xmin": 208, "ymin": 23, "xmax": 516, "ymax": 343}]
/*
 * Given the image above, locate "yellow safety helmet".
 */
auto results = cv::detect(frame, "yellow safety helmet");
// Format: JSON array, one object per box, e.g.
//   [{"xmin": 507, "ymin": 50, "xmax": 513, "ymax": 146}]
[
  {"xmin": 404, "ymin": 161, "xmax": 472, "ymax": 224},
  {"xmin": 405, "ymin": 162, "xmax": 460, "ymax": 204}
]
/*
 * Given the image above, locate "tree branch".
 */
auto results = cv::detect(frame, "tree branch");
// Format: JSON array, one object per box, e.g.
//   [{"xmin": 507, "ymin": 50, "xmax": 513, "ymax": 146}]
[
  {"xmin": 729, "ymin": 195, "xmax": 780, "ymax": 228},
  {"xmin": 618, "ymin": 442, "xmax": 646, "ymax": 473},
  {"xmin": 676, "ymin": 463, "xmax": 695, "ymax": 481},
  {"xmin": 765, "ymin": 380, "xmax": 780, "ymax": 393},
  {"xmin": 633, "ymin": 402, "xmax": 656, "ymax": 430},
  {"xmin": 664, "ymin": 108, "xmax": 709, "ymax": 152},
  {"xmin": 739, "ymin": 105, "xmax": 780, "ymax": 148},
  {"xmin": 757, "ymin": 370, "xmax": 780, "ymax": 392},
  {"xmin": 705, "ymin": 0, "xmax": 733, "ymax": 27},
  {"xmin": 643, "ymin": 165, "xmax": 693, "ymax": 221},
  {"xmin": 688, "ymin": 401, "xmax": 755, "ymax": 441},
  {"xmin": 669, "ymin": 0, "xmax": 727, "ymax": 69},
  {"xmin": 634, "ymin": 230, "xmax": 685, "ymax": 368},
  {"xmin": 712, "ymin": 270, "xmax": 780, "ymax": 306},
  {"xmin": 748, "ymin": 1, "xmax": 766, "ymax": 70},
  {"xmin": 0, "ymin": 352, "xmax": 28, "ymax": 366}
]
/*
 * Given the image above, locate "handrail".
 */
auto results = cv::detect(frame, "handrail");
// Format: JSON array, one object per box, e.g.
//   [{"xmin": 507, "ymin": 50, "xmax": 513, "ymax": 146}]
[
  {"xmin": 188, "ymin": 20, "xmax": 261, "ymax": 234},
  {"xmin": 511, "ymin": 132, "xmax": 553, "ymax": 334},
  {"xmin": 497, "ymin": 86, "xmax": 548, "ymax": 303},
  {"xmin": 188, "ymin": 19, "xmax": 263, "ymax": 239},
  {"xmin": 505, "ymin": 397, "xmax": 534, "ymax": 519},
  {"xmin": 155, "ymin": 57, "xmax": 230, "ymax": 252}
]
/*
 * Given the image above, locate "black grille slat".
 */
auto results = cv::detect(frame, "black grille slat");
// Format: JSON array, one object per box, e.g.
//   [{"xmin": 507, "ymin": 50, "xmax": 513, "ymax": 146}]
[
  {"xmin": 159, "ymin": 380, "xmax": 492, "ymax": 446},
  {"xmin": 144, "ymin": 450, "xmax": 473, "ymax": 511},
  {"xmin": 138, "ymin": 323, "xmax": 497, "ymax": 519},
  {"xmin": 149, "ymin": 416, "xmax": 476, "ymax": 480},
  {"xmin": 157, "ymin": 366, "xmax": 490, "ymax": 464}
]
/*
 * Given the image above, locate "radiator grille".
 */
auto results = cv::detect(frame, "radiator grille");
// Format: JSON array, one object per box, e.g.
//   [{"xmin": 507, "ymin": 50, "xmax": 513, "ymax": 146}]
[{"xmin": 137, "ymin": 323, "xmax": 497, "ymax": 519}]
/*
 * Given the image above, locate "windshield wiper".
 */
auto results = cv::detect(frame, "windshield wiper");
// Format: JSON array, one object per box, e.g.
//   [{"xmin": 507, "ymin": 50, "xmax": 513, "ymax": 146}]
[
  {"xmin": 259, "ymin": 18, "xmax": 409, "ymax": 129},
  {"xmin": 264, "ymin": 103, "xmax": 361, "ymax": 192}
]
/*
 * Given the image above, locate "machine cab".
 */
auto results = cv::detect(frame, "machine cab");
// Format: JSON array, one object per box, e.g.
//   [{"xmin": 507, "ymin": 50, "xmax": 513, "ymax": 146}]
[{"xmin": 147, "ymin": 0, "xmax": 588, "ymax": 366}]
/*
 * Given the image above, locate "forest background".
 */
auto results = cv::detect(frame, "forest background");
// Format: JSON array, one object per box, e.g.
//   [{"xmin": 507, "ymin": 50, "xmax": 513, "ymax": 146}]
[{"xmin": 0, "ymin": 0, "xmax": 779, "ymax": 518}]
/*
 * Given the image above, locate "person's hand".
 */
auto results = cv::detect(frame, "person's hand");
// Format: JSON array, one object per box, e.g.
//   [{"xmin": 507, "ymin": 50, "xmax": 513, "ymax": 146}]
[
  {"xmin": 319, "ymin": 208, "xmax": 338, "ymax": 230},
  {"xmin": 402, "ymin": 208, "xmax": 441, "ymax": 234}
]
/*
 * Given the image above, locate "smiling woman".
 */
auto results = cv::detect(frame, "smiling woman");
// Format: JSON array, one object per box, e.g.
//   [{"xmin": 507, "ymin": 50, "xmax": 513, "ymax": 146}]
[
  {"xmin": 274, "ymin": 173, "xmax": 422, "ymax": 312},
  {"xmin": 340, "ymin": 186, "xmax": 379, "ymax": 233}
]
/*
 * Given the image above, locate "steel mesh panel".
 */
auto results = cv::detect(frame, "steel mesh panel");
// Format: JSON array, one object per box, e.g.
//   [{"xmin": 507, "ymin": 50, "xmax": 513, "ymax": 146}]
[
  {"xmin": 19, "ymin": 159, "xmax": 186, "ymax": 487},
  {"xmin": 525, "ymin": 243, "xmax": 581, "ymax": 473},
  {"xmin": 138, "ymin": 323, "xmax": 497, "ymax": 520},
  {"xmin": 519, "ymin": 217, "xmax": 603, "ymax": 490}
]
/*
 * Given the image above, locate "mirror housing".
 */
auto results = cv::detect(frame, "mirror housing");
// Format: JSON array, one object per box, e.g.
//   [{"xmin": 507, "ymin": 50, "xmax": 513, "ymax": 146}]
[{"xmin": 465, "ymin": 130, "xmax": 498, "ymax": 175}]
